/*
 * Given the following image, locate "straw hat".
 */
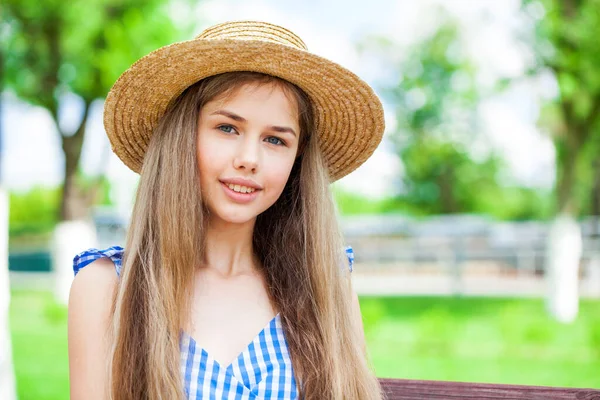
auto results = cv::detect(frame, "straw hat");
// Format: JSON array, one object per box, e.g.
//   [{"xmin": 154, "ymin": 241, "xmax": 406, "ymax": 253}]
[{"xmin": 103, "ymin": 20, "xmax": 384, "ymax": 182}]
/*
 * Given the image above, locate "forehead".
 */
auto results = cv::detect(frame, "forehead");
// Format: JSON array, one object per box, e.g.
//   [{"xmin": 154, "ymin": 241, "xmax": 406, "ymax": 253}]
[{"xmin": 203, "ymin": 82, "xmax": 299, "ymax": 118}]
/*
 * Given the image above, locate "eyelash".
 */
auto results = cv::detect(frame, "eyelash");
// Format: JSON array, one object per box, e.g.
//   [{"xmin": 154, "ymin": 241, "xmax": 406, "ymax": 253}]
[
  {"xmin": 218, "ymin": 124, "xmax": 237, "ymax": 134},
  {"xmin": 266, "ymin": 137, "xmax": 286, "ymax": 146},
  {"xmin": 217, "ymin": 124, "xmax": 287, "ymax": 147}
]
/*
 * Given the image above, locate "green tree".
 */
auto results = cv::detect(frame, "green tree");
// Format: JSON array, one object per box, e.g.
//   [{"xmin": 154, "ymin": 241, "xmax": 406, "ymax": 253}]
[
  {"xmin": 3, "ymin": 0, "xmax": 191, "ymax": 221},
  {"xmin": 8, "ymin": 174, "xmax": 114, "ymax": 237},
  {"xmin": 361, "ymin": 21, "xmax": 506, "ymax": 215},
  {"xmin": 400, "ymin": 138, "xmax": 504, "ymax": 215},
  {"xmin": 523, "ymin": 0, "xmax": 600, "ymax": 216},
  {"xmin": 8, "ymin": 187, "xmax": 60, "ymax": 236}
]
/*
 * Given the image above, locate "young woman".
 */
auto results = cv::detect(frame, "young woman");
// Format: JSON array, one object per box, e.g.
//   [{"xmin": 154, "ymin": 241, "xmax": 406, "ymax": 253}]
[{"xmin": 68, "ymin": 21, "xmax": 385, "ymax": 400}]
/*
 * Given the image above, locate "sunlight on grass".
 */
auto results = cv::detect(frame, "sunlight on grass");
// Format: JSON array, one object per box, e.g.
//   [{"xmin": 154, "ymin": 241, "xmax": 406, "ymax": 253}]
[
  {"xmin": 8, "ymin": 290, "xmax": 600, "ymax": 399},
  {"xmin": 360, "ymin": 296, "xmax": 600, "ymax": 388},
  {"xmin": 9, "ymin": 291, "xmax": 70, "ymax": 400}
]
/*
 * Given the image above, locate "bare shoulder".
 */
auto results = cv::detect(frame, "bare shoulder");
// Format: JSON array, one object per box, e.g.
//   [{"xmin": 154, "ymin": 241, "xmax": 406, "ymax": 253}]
[
  {"xmin": 68, "ymin": 258, "xmax": 119, "ymax": 399},
  {"xmin": 69, "ymin": 257, "xmax": 119, "ymax": 323}
]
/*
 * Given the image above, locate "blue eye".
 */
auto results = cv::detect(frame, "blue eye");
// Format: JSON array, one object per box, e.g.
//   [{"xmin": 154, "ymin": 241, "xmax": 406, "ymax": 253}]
[
  {"xmin": 265, "ymin": 136, "xmax": 285, "ymax": 146},
  {"xmin": 218, "ymin": 125, "xmax": 236, "ymax": 134}
]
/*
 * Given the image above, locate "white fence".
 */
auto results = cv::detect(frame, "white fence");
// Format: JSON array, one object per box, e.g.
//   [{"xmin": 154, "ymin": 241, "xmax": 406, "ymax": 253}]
[{"xmin": 343, "ymin": 215, "xmax": 600, "ymax": 298}]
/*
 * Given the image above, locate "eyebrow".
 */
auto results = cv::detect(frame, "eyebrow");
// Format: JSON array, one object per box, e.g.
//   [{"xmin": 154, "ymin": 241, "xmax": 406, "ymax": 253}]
[{"xmin": 211, "ymin": 109, "xmax": 297, "ymax": 137}]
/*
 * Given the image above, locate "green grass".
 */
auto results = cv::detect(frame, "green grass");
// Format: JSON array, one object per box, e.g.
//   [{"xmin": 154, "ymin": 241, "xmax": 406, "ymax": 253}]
[
  {"xmin": 9, "ymin": 291, "xmax": 70, "ymax": 400},
  {"xmin": 360, "ymin": 296, "xmax": 600, "ymax": 388},
  {"xmin": 8, "ymin": 291, "xmax": 600, "ymax": 399}
]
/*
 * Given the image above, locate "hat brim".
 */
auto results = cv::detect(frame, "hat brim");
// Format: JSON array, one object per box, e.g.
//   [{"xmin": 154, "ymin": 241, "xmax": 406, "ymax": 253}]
[{"xmin": 103, "ymin": 38, "xmax": 385, "ymax": 182}]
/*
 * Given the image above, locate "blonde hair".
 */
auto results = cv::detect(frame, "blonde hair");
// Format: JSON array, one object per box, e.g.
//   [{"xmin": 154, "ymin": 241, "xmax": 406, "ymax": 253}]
[{"xmin": 107, "ymin": 72, "xmax": 383, "ymax": 399}]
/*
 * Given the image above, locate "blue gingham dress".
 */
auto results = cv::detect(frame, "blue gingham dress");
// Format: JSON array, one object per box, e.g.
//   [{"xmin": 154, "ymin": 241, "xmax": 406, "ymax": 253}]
[{"xmin": 73, "ymin": 245, "xmax": 354, "ymax": 399}]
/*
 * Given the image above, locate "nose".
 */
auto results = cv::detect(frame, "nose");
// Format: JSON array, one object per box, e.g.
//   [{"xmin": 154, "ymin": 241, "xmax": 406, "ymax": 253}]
[{"xmin": 233, "ymin": 137, "xmax": 259, "ymax": 173}]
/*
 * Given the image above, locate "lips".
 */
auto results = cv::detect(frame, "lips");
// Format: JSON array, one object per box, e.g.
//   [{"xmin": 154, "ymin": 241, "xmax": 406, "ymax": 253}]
[
  {"xmin": 220, "ymin": 177, "xmax": 263, "ymax": 190},
  {"xmin": 220, "ymin": 181, "xmax": 261, "ymax": 204}
]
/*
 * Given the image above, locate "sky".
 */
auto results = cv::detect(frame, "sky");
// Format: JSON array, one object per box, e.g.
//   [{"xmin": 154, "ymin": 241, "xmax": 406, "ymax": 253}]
[{"xmin": 1, "ymin": 0, "xmax": 557, "ymax": 213}]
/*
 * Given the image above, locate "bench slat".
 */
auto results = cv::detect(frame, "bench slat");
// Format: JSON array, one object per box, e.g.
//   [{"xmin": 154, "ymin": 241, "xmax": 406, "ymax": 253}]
[{"xmin": 378, "ymin": 378, "xmax": 600, "ymax": 399}]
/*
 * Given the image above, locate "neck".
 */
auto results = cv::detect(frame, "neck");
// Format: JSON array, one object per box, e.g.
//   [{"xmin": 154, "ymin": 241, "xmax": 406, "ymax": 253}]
[{"xmin": 202, "ymin": 216, "xmax": 258, "ymax": 277}]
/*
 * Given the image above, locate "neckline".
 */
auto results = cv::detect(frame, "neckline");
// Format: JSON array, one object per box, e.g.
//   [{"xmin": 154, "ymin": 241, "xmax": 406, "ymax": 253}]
[{"xmin": 181, "ymin": 312, "xmax": 281, "ymax": 369}]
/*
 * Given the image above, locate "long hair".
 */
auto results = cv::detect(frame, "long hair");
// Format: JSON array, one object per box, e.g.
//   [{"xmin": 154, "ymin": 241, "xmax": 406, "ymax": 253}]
[{"xmin": 108, "ymin": 71, "xmax": 383, "ymax": 399}]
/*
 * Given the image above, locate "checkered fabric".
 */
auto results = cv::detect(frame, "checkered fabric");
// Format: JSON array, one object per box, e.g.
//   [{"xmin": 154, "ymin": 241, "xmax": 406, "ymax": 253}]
[{"xmin": 73, "ymin": 245, "xmax": 354, "ymax": 399}]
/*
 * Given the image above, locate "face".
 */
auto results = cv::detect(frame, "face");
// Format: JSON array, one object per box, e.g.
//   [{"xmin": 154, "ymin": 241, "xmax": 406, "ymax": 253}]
[{"xmin": 196, "ymin": 83, "xmax": 300, "ymax": 226}]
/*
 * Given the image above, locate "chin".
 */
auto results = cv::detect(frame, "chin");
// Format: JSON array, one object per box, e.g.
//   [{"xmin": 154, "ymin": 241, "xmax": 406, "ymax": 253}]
[{"xmin": 211, "ymin": 209, "xmax": 259, "ymax": 225}]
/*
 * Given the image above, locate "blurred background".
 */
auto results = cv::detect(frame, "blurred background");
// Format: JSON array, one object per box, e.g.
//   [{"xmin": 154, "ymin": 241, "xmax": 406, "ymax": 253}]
[{"xmin": 2, "ymin": 0, "xmax": 600, "ymax": 398}]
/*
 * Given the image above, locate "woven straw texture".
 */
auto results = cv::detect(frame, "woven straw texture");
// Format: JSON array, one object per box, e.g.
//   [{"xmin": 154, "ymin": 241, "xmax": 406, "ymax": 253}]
[{"xmin": 103, "ymin": 21, "xmax": 385, "ymax": 182}]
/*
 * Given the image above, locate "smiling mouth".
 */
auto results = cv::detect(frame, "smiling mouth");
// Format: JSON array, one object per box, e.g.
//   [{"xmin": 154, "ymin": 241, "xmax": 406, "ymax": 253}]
[{"xmin": 223, "ymin": 182, "xmax": 257, "ymax": 193}]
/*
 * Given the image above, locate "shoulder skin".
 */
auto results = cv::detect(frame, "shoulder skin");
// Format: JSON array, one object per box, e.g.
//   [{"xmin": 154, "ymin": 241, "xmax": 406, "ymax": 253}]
[{"xmin": 68, "ymin": 258, "xmax": 118, "ymax": 399}]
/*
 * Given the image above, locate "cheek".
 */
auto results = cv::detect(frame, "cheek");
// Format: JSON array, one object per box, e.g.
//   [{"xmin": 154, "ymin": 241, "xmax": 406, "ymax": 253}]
[
  {"xmin": 265, "ymin": 157, "xmax": 296, "ymax": 195},
  {"xmin": 196, "ymin": 138, "xmax": 222, "ymax": 181}
]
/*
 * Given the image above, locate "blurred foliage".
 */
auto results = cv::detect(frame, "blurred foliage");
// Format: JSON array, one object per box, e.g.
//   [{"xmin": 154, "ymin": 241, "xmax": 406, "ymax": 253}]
[
  {"xmin": 523, "ymin": 0, "xmax": 600, "ymax": 216},
  {"xmin": 3, "ymin": 0, "xmax": 189, "ymax": 108},
  {"xmin": 332, "ymin": 185, "xmax": 407, "ymax": 216},
  {"xmin": 400, "ymin": 139, "xmax": 502, "ymax": 215},
  {"xmin": 387, "ymin": 23, "xmax": 494, "ymax": 215},
  {"xmin": 3, "ymin": 0, "xmax": 194, "ymax": 220},
  {"xmin": 9, "ymin": 173, "xmax": 113, "ymax": 237},
  {"xmin": 357, "ymin": 3, "xmax": 600, "ymax": 219},
  {"xmin": 359, "ymin": 19, "xmax": 528, "ymax": 217},
  {"xmin": 74, "ymin": 171, "xmax": 114, "ymax": 206},
  {"xmin": 9, "ymin": 187, "xmax": 60, "ymax": 236},
  {"xmin": 333, "ymin": 185, "xmax": 553, "ymax": 221}
]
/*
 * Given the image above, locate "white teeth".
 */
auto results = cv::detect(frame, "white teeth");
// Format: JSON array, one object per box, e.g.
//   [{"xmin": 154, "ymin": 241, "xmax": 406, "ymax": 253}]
[{"xmin": 226, "ymin": 183, "xmax": 255, "ymax": 194}]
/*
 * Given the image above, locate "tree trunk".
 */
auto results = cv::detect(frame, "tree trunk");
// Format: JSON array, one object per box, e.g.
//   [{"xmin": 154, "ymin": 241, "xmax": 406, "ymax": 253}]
[
  {"xmin": 545, "ymin": 213, "xmax": 581, "ymax": 323},
  {"xmin": 53, "ymin": 101, "xmax": 102, "ymax": 304},
  {"xmin": 556, "ymin": 141, "xmax": 581, "ymax": 215},
  {"xmin": 58, "ymin": 101, "xmax": 92, "ymax": 221},
  {"xmin": 546, "ymin": 134, "xmax": 583, "ymax": 323},
  {"xmin": 438, "ymin": 168, "xmax": 458, "ymax": 214}
]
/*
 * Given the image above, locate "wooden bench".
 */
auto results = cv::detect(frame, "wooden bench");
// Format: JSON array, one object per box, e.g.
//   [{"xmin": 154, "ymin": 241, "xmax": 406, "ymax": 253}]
[{"xmin": 378, "ymin": 378, "xmax": 600, "ymax": 399}]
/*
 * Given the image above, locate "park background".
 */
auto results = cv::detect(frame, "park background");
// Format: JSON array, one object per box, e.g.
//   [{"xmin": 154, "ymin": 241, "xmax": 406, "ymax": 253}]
[{"xmin": 2, "ymin": 0, "xmax": 600, "ymax": 398}]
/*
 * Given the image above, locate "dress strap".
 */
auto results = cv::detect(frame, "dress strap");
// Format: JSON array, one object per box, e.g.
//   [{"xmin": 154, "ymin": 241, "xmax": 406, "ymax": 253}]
[
  {"xmin": 72, "ymin": 245, "xmax": 352, "ymax": 276},
  {"xmin": 73, "ymin": 246, "xmax": 124, "ymax": 278}
]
